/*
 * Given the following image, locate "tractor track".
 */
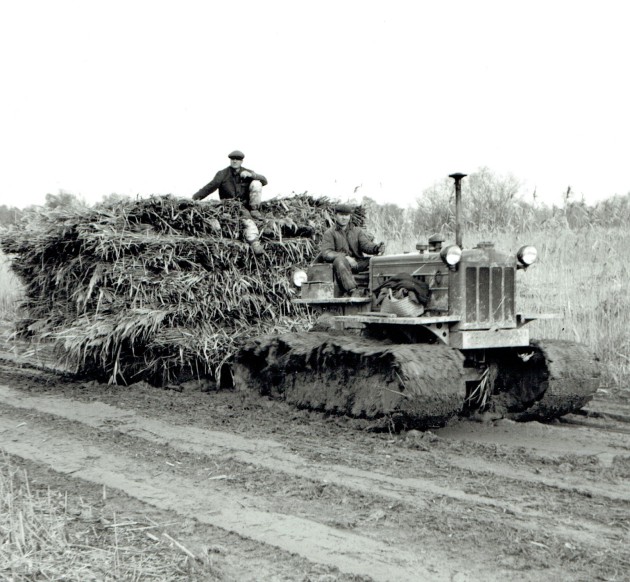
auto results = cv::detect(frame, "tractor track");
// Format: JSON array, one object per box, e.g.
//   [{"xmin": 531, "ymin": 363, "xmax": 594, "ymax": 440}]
[
  {"xmin": 558, "ymin": 416, "xmax": 630, "ymax": 437},
  {"xmin": 1, "ymin": 358, "xmax": 630, "ymax": 581}
]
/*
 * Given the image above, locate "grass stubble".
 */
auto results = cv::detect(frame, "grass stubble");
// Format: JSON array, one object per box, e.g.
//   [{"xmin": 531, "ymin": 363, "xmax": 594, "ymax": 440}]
[{"xmin": 0, "ymin": 455, "xmax": 221, "ymax": 581}]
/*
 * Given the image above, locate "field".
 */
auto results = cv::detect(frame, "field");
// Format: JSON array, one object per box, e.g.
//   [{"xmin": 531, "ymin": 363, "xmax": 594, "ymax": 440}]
[{"xmin": 0, "ymin": 225, "xmax": 629, "ymax": 581}]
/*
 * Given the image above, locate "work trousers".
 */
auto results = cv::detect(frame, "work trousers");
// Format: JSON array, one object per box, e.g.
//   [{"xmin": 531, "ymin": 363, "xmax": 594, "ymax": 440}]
[
  {"xmin": 248, "ymin": 180, "xmax": 263, "ymax": 209},
  {"xmin": 332, "ymin": 256, "xmax": 370, "ymax": 292},
  {"xmin": 240, "ymin": 180, "xmax": 263, "ymax": 243}
]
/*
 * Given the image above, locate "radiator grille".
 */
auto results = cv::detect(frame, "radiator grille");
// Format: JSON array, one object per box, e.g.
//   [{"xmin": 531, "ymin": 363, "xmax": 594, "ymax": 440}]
[{"xmin": 465, "ymin": 266, "xmax": 515, "ymax": 325}]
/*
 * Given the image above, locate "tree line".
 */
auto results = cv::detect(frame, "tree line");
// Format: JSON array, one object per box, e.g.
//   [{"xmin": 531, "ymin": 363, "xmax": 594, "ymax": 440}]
[
  {"xmin": 362, "ymin": 166, "xmax": 630, "ymax": 237},
  {"xmin": 1, "ymin": 170, "xmax": 629, "ymax": 232}
]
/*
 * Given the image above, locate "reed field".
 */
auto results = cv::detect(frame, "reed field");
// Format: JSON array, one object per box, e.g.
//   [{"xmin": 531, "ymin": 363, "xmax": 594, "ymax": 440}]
[{"xmin": 507, "ymin": 227, "xmax": 630, "ymax": 391}]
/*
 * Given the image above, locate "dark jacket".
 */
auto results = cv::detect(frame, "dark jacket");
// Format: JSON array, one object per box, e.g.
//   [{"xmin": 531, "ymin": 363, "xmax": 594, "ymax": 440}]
[
  {"xmin": 320, "ymin": 223, "xmax": 381, "ymax": 262},
  {"xmin": 192, "ymin": 167, "xmax": 268, "ymax": 205}
]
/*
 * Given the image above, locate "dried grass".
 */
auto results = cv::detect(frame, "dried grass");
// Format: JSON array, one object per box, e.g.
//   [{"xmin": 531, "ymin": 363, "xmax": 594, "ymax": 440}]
[
  {"xmin": 0, "ymin": 248, "xmax": 22, "ymax": 322},
  {"xmin": 0, "ymin": 456, "xmax": 218, "ymax": 581},
  {"xmin": 0, "ymin": 194, "xmax": 350, "ymax": 386}
]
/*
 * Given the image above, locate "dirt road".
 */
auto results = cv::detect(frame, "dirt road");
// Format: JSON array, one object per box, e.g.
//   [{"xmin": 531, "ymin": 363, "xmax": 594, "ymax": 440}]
[{"xmin": 1, "ymin": 358, "xmax": 629, "ymax": 582}]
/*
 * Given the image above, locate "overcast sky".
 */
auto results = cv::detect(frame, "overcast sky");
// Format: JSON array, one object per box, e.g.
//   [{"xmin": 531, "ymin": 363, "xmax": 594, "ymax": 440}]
[{"xmin": 1, "ymin": 0, "xmax": 628, "ymax": 209}]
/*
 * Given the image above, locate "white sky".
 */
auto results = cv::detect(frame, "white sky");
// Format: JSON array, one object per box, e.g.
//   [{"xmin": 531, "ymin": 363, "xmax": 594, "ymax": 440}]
[{"xmin": 1, "ymin": 0, "xmax": 629, "ymax": 209}]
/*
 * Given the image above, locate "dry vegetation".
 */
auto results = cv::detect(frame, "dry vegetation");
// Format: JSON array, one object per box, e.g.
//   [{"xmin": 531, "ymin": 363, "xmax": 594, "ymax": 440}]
[
  {"xmin": 0, "ymin": 456, "xmax": 217, "ymax": 581},
  {"xmin": 0, "ymin": 250, "xmax": 22, "ymax": 322},
  {"xmin": 0, "ymin": 195, "xmax": 340, "ymax": 386}
]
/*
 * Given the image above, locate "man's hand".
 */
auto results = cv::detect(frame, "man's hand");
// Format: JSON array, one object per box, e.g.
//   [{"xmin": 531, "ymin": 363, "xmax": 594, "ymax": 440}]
[
  {"xmin": 240, "ymin": 170, "xmax": 253, "ymax": 178},
  {"xmin": 347, "ymin": 256, "xmax": 359, "ymax": 269},
  {"xmin": 375, "ymin": 242, "xmax": 385, "ymax": 255}
]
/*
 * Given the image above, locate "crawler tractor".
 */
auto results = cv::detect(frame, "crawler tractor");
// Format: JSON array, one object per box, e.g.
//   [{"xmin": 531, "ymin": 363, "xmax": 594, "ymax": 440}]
[{"xmin": 234, "ymin": 174, "xmax": 600, "ymax": 428}]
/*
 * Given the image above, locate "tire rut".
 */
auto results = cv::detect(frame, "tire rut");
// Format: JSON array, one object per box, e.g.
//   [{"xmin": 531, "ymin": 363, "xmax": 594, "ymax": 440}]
[
  {"xmin": 0, "ymin": 384, "xmax": 628, "ymax": 558},
  {"xmin": 0, "ymin": 411, "xmax": 444, "ymax": 582},
  {"xmin": 1, "ymin": 384, "xmax": 628, "ymax": 508},
  {"xmin": 2, "ymin": 366, "xmax": 630, "ymax": 582}
]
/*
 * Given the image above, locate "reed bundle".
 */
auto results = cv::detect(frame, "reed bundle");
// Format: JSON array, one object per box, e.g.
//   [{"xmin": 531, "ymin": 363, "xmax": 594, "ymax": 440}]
[{"xmin": 1, "ymin": 194, "xmax": 359, "ymax": 386}]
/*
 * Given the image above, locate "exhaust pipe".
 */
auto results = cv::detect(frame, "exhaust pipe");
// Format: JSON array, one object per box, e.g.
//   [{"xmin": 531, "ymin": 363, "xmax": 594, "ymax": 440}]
[{"xmin": 449, "ymin": 173, "xmax": 467, "ymax": 248}]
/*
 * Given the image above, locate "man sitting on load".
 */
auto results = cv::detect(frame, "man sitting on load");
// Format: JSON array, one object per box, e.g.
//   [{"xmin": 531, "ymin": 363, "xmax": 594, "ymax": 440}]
[
  {"xmin": 320, "ymin": 204, "xmax": 385, "ymax": 297},
  {"xmin": 193, "ymin": 150, "xmax": 267, "ymax": 254}
]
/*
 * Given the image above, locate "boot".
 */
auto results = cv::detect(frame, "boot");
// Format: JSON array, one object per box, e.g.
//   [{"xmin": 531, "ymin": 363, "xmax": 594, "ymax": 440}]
[
  {"xmin": 250, "ymin": 240, "xmax": 264, "ymax": 256},
  {"xmin": 248, "ymin": 200, "xmax": 263, "ymax": 219},
  {"xmin": 242, "ymin": 218, "xmax": 259, "ymax": 243}
]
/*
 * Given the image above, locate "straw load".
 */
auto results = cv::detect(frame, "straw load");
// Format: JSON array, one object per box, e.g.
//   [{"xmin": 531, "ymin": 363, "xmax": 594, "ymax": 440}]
[{"xmin": 1, "ymin": 194, "xmax": 365, "ymax": 387}]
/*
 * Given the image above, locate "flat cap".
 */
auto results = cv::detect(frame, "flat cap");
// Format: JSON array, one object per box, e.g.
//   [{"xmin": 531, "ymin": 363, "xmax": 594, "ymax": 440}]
[
  {"xmin": 228, "ymin": 150, "xmax": 245, "ymax": 160},
  {"xmin": 334, "ymin": 203, "xmax": 354, "ymax": 214}
]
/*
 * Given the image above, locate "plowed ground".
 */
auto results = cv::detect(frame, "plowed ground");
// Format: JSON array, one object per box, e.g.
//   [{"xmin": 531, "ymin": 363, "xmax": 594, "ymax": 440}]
[{"xmin": 1, "ymin": 354, "xmax": 629, "ymax": 582}]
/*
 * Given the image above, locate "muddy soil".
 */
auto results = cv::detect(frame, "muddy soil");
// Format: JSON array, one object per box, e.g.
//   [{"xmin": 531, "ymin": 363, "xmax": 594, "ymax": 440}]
[{"xmin": 0, "ymin": 350, "xmax": 629, "ymax": 581}]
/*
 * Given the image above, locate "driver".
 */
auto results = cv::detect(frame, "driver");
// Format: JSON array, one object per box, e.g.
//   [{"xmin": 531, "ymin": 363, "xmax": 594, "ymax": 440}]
[{"xmin": 320, "ymin": 204, "xmax": 385, "ymax": 296}]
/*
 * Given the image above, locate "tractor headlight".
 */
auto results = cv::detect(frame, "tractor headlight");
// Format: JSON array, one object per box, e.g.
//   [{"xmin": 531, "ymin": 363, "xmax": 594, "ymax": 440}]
[
  {"xmin": 440, "ymin": 245, "xmax": 462, "ymax": 267},
  {"xmin": 517, "ymin": 245, "xmax": 538, "ymax": 267},
  {"xmin": 293, "ymin": 269, "xmax": 308, "ymax": 287}
]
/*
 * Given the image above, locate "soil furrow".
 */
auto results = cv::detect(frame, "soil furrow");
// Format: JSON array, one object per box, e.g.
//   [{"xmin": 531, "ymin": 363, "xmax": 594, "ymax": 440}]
[
  {"xmin": 0, "ymin": 385, "xmax": 628, "ymax": 562},
  {"xmin": 1, "ymin": 383, "xmax": 628, "ymax": 510},
  {"xmin": 2, "ymin": 362, "xmax": 630, "ymax": 581},
  {"xmin": 0, "ymin": 412, "xmax": 448, "ymax": 582},
  {"xmin": 2, "ymin": 454, "xmax": 362, "ymax": 582}
]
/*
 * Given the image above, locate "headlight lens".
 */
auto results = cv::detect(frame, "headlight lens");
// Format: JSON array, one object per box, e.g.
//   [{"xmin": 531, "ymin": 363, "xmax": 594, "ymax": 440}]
[
  {"xmin": 517, "ymin": 245, "xmax": 538, "ymax": 266},
  {"xmin": 293, "ymin": 269, "xmax": 308, "ymax": 287},
  {"xmin": 440, "ymin": 245, "xmax": 462, "ymax": 266}
]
